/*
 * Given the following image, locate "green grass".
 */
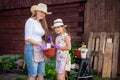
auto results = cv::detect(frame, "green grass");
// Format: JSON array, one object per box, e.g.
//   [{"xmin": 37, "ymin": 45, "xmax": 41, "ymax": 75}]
[
  {"xmin": 93, "ymin": 71, "xmax": 120, "ymax": 80},
  {"xmin": 16, "ymin": 78, "xmax": 27, "ymax": 80}
]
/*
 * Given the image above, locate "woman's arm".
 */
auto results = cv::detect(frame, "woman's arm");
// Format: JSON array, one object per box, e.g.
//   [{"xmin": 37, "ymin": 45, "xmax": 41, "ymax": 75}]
[
  {"xmin": 25, "ymin": 18, "xmax": 41, "ymax": 46},
  {"xmin": 25, "ymin": 39, "xmax": 41, "ymax": 46}
]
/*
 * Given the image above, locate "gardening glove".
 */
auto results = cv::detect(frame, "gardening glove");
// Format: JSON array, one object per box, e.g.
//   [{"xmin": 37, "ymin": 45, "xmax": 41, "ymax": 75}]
[
  {"xmin": 54, "ymin": 44, "xmax": 60, "ymax": 50},
  {"xmin": 40, "ymin": 44, "xmax": 47, "ymax": 50}
]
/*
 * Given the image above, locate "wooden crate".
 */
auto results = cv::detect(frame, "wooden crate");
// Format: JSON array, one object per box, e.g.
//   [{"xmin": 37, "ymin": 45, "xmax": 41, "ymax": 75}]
[{"xmin": 87, "ymin": 32, "xmax": 119, "ymax": 78}]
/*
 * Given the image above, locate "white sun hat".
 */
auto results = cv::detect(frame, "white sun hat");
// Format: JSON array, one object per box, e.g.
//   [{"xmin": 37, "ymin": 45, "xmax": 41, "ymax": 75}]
[
  {"xmin": 51, "ymin": 18, "xmax": 67, "ymax": 28},
  {"xmin": 30, "ymin": 3, "xmax": 52, "ymax": 16}
]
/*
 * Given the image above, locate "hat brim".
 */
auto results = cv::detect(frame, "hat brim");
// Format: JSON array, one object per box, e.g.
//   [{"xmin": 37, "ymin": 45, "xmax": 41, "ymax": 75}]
[
  {"xmin": 30, "ymin": 5, "xmax": 52, "ymax": 15},
  {"xmin": 51, "ymin": 25, "xmax": 67, "ymax": 29}
]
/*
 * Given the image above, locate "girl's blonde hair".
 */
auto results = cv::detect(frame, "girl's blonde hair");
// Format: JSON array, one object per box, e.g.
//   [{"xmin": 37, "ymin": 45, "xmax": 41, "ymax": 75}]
[{"xmin": 61, "ymin": 25, "xmax": 70, "ymax": 36}]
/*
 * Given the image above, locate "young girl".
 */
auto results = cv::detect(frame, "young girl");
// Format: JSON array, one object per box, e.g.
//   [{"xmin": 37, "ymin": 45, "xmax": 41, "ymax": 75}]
[{"xmin": 51, "ymin": 18, "xmax": 71, "ymax": 80}]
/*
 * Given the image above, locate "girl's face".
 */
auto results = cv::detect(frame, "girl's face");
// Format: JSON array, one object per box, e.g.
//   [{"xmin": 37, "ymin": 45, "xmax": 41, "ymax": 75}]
[
  {"xmin": 36, "ymin": 11, "xmax": 46, "ymax": 20},
  {"xmin": 54, "ymin": 26, "xmax": 64, "ymax": 34}
]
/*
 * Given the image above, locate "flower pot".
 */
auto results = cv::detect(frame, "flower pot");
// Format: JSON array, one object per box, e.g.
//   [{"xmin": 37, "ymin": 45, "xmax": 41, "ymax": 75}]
[
  {"xmin": 80, "ymin": 48, "xmax": 88, "ymax": 59},
  {"xmin": 43, "ymin": 48, "xmax": 56, "ymax": 58},
  {"xmin": 74, "ymin": 49, "xmax": 81, "ymax": 59},
  {"xmin": 81, "ymin": 52, "xmax": 87, "ymax": 59}
]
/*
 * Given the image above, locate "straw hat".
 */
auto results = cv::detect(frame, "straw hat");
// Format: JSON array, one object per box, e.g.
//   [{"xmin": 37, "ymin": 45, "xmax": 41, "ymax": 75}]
[
  {"xmin": 51, "ymin": 18, "xmax": 67, "ymax": 28},
  {"xmin": 30, "ymin": 3, "xmax": 52, "ymax": 16}
]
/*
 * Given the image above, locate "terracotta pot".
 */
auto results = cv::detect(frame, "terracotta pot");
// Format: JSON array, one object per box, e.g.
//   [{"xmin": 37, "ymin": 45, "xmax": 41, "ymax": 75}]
[
  {"xmin": 74, "ymin": 49, "xmax": 81, "ymax": 59},
  {"xmin": 43, "ymin": 48, "xmax": 56, "ymax": 58}
]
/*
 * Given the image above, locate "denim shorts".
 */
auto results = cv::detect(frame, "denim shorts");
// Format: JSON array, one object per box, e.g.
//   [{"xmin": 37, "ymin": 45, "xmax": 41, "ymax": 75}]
[{"xmin": 25, "ymin": 44, "xmax": 45, "ymax": 76}]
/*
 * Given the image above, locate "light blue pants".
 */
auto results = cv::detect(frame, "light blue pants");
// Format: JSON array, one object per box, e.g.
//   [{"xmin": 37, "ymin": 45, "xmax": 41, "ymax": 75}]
[{"xmin": 25, "ymin": 44, "xmax": 45, "ymax": 76}]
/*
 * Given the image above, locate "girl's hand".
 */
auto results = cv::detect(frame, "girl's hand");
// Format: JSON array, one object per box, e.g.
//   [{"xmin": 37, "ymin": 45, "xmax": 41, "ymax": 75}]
[{"xmin": 55, "ymin": 44, "xmax": 60, "ymax": 49}]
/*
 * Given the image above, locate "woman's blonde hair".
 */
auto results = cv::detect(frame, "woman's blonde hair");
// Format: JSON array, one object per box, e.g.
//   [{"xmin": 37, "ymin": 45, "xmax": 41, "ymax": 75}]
[{"xmin": 40, "ymin": 18, "xmax": 49, "ymax": 42}]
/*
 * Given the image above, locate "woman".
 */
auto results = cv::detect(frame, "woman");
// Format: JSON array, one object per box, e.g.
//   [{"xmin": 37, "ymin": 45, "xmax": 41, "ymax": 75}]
[
  {"xmin": 24, "ymin": 3, "xmax": 51, "ymax": 80},
  {"xmin": 52, "ymin": 18, "xmax": 71, "ymax": 80}
]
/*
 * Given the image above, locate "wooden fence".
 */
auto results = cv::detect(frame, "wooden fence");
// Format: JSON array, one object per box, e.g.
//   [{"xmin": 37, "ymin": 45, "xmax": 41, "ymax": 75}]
[{"xmin": 87, "ymin": 32, "xmax": 119, "ymax": 78}]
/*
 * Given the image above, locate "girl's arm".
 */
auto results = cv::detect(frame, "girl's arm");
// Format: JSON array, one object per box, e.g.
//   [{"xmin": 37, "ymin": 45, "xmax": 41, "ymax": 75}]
[{"xmin": 60, "ymin": 35, "xmax": 71, "ymax": 50}]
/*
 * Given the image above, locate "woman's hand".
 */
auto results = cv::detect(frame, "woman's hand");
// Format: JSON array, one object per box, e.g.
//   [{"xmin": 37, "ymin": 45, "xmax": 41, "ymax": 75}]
[
  {"xmin": 26, "ymin": 39, "xmax": 41, "ymax": 46},
  {"xmin": 40, "ymin": 44, "xmax": 47, "ymax": 50}
]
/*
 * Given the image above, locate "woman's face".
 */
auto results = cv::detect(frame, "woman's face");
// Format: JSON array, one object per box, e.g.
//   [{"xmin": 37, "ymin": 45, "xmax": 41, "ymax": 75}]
[
  {"xmin": 54, "ymin": 26, "xmax": 64, "ymax": 34},
  {"xmin": 36, "ymin": 11, "xmax": 46, "ymax": 20}
]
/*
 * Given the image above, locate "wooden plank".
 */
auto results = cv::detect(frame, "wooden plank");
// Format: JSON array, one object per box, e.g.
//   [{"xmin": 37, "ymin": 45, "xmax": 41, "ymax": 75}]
[
  {"xmin": 111, "ymin": 32, "xmax": 119, "ymax": 78},
  {"xmin": 66, "ymin": 22, "xmax": 78, "ymax": 28},
  {"xmin": 69, "ymin": 27, "xmax": 83, "ymax": 32},
  {"xmin": 12, "ymin": 36, "xmax": 24, "ymax": 41},
  {"xmin": 0, "ymin": 29, "xmax": 23, "ymax": 34},
  {"xmin": 87, "ymin": 32, "xmax": 93, "ymax": 58},
  {"xmin": 0, "ymin": 16, "xmax": 27, "ymax": 24},
  {"xmin": 0, "ymin": 23, "xmax": 24, "ymax": 29},
  {"xmin": 47, "ymin": 12, "xmax": 79, "ymax": 18},
  {"xmin": 69, "ymin": 33, "xmax": 78, "ymax": 37},
  {"xmin": 0, "ymin": 9, "xmax": 22, "ymax": 16},
  {"xmin": 97, "ymin": 32, "xmax": 106, "ymax": 72},
  {"xmin": 92, "ymin": 38, "xmax": 95, "ymax": 51},
  {"xmin": 90, "ymin": 38, "xmax": 95, "ymax": 68},
  {"xmin": 49, "ymin": 2, "xmax": 83, "ymax": 9},
  {"xmin": 47, "ymin": 16, "xmax": 83, "ymax": 23},
  {"xmin": 93, "ymin": 38, "xmax": 100, "ymax": 71},
  {"xmin": 51, "ymin": 7, "xmax": 84, "ymax": 13},
  {"xmin": 102, "ymin": 38, "xmax": 113, "ymax": 78}
]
